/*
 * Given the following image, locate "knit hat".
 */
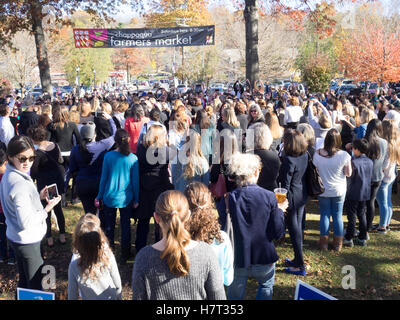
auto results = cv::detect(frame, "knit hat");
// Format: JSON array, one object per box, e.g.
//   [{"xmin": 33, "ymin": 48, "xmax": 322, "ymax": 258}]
[{"xmin": 80, "ymin": 122, "xmax": 96, "ymax": 141}]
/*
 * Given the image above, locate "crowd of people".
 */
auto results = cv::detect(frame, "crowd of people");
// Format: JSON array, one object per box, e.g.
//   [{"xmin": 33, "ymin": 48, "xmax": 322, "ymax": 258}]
[{"xmin": 0, "ymin": 81, "xmax": 399, "ymax": 300}]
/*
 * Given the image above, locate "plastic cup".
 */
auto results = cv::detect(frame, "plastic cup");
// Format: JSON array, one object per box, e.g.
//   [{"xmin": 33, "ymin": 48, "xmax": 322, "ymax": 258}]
[{"xmin": 274, "ymin": 188, "xmax": 287, "ymax": 204}]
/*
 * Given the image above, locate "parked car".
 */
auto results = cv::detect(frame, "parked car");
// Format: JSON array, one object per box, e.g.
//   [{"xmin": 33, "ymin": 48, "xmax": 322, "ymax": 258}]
[
  {"xmin": 209, "ymin": 82, "xmax": 225, "ymax": 94},
  {"xmin": 193, "ymin": 83, "xmax": 205, "ymax": 94},
  {"xmin": 335, "ymin": 84, "xmax": 357, "ymax": 95},
  {"xmin": 137, "ymin": 81, "xmax": 151, "ymax": 91},
  {"xmin": 367, "ymin": 82, "xmax": 379, "ymax": 95},
  {"xmin": 176, "ymin": 84, "xmax": 189, "ymax": 95}
]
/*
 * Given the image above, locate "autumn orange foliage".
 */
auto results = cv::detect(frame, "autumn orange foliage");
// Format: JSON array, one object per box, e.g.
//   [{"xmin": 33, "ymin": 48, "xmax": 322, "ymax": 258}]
[{"xmin": 339, "ymin": 19, "xmax": 400, "ymax": 84}]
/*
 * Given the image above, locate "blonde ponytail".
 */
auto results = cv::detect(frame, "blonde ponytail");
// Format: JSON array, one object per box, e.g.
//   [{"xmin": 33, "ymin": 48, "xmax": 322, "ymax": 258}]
[{"xmin": 156, "ymin": 191, "xmax": 192, "ymax": 277}]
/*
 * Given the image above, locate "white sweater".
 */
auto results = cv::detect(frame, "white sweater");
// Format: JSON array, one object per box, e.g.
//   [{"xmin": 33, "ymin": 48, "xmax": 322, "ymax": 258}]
[
  {"xmin": 0, "ymin": 164, "xmax": 47, "ymax": 244},
  {"xmin": 284, "ymin": 105, "xmax": 303, "ymax": 125}
]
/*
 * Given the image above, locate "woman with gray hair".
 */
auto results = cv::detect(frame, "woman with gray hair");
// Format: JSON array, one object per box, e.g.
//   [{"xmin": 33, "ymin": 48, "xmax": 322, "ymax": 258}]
[
  {"xmin": 246, "ymin": 123, "xmax": 280, "ymax": 192},
  {"xmin": 247, "ymin": 103, "xmax": 265, "ymax": 129},
  {"xmin": 217, "ymin": 152, "xmax": 288, "ymax": 300}
]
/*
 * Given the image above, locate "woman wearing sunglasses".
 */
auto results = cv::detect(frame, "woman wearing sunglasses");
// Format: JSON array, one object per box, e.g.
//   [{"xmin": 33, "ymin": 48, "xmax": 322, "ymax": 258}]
[{"xmin": 0, "ymin": 135, "xmax": 61, "ymax": 293}]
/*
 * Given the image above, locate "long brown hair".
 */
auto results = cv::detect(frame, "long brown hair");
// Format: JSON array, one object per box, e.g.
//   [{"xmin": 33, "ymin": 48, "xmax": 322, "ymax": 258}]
[
  {"xmin": 323, "ymin": 128, "xmax": 342, "ymax": 157},
  {"xmin": 155, "ymin": 190, "xmax": 192, "ymax": 277},
  {"xmin": 184, "ymin": 182, "xmax": 223, "ymax": 244},
  {"xmin": 382, "ymin": 120, "xmax": 400, "ymax": 164},
  {"xmin": 53, "ymin": 107, "xmax": 69, "ymax": 129},
  {"xmin": 72, "ymin": 214, "xmax": 111, "ymax": 282}
]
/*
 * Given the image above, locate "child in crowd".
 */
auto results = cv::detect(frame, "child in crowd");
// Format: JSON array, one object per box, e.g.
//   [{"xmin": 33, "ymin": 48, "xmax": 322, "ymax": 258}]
[
  {"xmin": 0, "ymin": 149, "xmax": 14, "ymax": 264},
  {"xmin": 68, "ymin": 213, "xmax": 122, "ymax": 300},
  {"xmin": 343, "ymin": 139, "xmax": 373, "ymax": 247},
  {"xmin": 184, "ymin": 182, "xmax": 234, "ymax": 286}
]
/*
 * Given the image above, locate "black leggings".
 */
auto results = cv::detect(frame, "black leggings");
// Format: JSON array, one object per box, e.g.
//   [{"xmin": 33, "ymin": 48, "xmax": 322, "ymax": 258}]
[
  {"xmin": 42, "ymin": 200, "xmax": 65, "ymax": 238},
  {"xmin": 135, "ymin": 218, "xmax": 161, "ymax": 254},
  {"xmin": 366, "ymin": 181, "xmax": 381, "ymax": 231},
  {"xmin": 10, "ymin": 241, "xmax": 43, "ymax": 291}
]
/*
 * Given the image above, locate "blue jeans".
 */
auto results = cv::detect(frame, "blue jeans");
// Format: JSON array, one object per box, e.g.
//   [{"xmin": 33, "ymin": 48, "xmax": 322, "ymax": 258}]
[
  {"xmin": 318, "ymin": 196, "xmax": 345, "ymax": 236},
  {"xmin": 227, "ymin": 263, "xmax": 275, "ymax": 300},
  {"xmin": 376, "ymin": 180, "xmax": 394, "ymax": 227}
]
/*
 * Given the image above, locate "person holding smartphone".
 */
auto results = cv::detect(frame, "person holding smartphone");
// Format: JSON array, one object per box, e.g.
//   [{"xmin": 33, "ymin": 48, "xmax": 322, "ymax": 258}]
[{"xmin": 0, "ymin": 136, "xmax": 61, "ymax": 293}]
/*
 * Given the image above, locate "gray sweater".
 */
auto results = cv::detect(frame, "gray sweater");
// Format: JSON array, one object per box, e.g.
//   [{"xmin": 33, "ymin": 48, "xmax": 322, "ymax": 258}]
[
  {"xmin": 131, "ymin": 242, "xmax": 226, "ymax": 300},
  {"xmin": 0, "ymin": 164, "xmax": 47, "ymax": 244},
  {"xmin": 68, "ymin": 252, "xmax": 122, "ymax": 300},
  {"xmin": 372, "ymin": 137, "xmax": 388, "ymax": 182}
]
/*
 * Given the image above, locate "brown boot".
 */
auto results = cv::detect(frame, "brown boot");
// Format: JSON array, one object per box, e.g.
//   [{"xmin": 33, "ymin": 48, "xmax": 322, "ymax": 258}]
[
  {"xmin": 333, "ymin": 236, "xmax": 343, "ymax": 252},
  {"xmin": 318, "ymin": 235, "xmax": 329, "ymax": 251}
]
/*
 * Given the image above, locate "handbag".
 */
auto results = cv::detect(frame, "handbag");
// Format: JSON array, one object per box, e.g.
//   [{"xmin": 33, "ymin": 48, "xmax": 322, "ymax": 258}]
[
  {"xmin": 222, "ymin": 193, "xmax": 235, "ymax": 254},
  {"xmin": 209, "ymin": 165, "xmax": 227, "ymax": 199},
  {"xmin": 305, "ymin": 151, "xmax": 325, "ymax": 197}
]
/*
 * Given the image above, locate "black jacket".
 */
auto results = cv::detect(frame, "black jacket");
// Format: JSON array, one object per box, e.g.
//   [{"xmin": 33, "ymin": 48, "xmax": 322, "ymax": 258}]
[
  {"xmin": 18, "ymin": 111, "xmax": 40, "ymax": 136},
  {"xmin": 278, "ymin": 153, "xmax": 308, "ymax": 209},
  {"xmin": 253, "ymin": 149, "xmax": 281, "ymax": 192}
]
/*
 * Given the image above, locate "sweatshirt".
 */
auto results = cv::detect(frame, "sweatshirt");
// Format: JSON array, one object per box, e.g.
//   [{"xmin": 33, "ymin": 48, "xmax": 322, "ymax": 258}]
[
  {"xmin": 0, "ymin": 164, "xmax": 47, "ymax": 244},
  {"xmin": 97, "ymin": 151, "xmax": 139, "ymax": 208}
]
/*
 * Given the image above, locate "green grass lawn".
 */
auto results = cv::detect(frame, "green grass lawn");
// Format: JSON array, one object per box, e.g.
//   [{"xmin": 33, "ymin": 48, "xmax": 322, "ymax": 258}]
[{"xmin": 1, "ymin": 190, "xmax": 399, "ymax": 300}]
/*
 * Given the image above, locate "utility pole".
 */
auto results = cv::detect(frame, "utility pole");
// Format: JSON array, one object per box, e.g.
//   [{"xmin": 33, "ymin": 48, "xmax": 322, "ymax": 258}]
[{"xmin": 176, "ymin": 18, "xmax": 191, "ymax": 83}]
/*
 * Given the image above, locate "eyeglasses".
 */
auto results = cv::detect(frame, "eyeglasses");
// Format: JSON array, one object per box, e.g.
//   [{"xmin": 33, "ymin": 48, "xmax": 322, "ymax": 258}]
[
  {"xmin": 16, "ymin": 155, "xmax": 36, "ymax": 163},
  {"xmin": 250, "ymin": 110, "xmax": 257, "ymax": 113}
]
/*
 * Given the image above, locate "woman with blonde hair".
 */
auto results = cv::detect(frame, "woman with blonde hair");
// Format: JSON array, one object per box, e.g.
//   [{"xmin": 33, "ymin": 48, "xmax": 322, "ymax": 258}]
[
  {"xmin": 131, "ymin": 190, "xmax": 226, "ymax": 300},
  {"xmin": 264, "ymin": 111, "xmax": 284, "ymax": 153},
  {"xmin": 134, "ymin": 124, "xmax": 174, "ymax": 254},
  {"xmin": 221, "ymin": 106, "xmax": 241, "ymax": 132},
  {"xmin": 184, "ymin": 182, "xmax": 234, "ymax": 286},
  {"xmin": 374, "ymin": 120, "xmax": 400, "ymax": 233},
  {"xmin": 91, "ymin": 97, "xmax": 101, "ymax": 113},
  {"xmin": 173, "ymin": 131, "xmax": 209, "ymax": 193},
  {"xmin": 79, "ymin": 102, "xmax": 94, "ymax": 125},
  {"xmin": 307, "ymin": 99, "xmax": 332, "ymax": 149},
  {"xmin": 68, "ymin": 214, "xmax": 122, "ymax": 300}
]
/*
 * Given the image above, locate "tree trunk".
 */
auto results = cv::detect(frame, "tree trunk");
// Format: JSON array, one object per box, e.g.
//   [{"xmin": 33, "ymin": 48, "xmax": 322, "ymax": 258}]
[
  {"xmin": 30, "ymin": 0, "xmax": 53, "ymax": 97},
  {"xmin": 244, "ymin": 0, "xmax": 259, "ymax": 89}
]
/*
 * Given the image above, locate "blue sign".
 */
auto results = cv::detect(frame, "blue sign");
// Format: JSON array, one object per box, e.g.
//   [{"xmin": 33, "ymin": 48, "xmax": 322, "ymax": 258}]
[
  {"xmin": 294, "ymin": 280, "xmax": 337, "ymax": 300},
  {"xmin": 17, "ymin": 288, "xmax": 55, "ymax": 300}
]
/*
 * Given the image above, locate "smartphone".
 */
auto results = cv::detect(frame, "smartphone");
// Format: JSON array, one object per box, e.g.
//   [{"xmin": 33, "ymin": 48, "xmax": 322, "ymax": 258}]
[{"xmin": 46, "ymin": 184, "xmax": 59, "ymax": 201}]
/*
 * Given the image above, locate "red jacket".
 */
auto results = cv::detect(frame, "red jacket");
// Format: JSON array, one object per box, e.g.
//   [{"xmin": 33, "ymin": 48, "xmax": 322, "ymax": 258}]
[{"xmin": 124, "ymin": 116, "xmax": 150, "ymax": 154}]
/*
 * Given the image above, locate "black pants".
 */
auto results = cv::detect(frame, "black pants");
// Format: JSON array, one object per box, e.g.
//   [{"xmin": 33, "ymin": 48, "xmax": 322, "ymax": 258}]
[
  {"xmin": 76, "ymin": 180, "xmax": 99, "ymax": 214},
  {"xmin": 42, "ymin": 200, "xmax": 65, "ymax": 238},
  {"xmin": 366, "ymin": 181, "xmax": 381, "ymax": 231},
  {"xmin": 10, "ymin": 241, "xmax": 43, "ymax": 291},
  {"xmin": 99, "ymin": 203, "xmax": 133, "ymax": 254},
  {"xmin": 0, "ymin": 215, "xmax": 14, "ymax": 260},
  {"xmin": 286, "ymin": 205, "xmax": 305, "ymax": 270},
  {"xmin": 345, "ymin": 200, "xmax": 367, "ymax": 241},
  {"xmin": 135, "ymin": 218, "xmax": 161, "ymax": 254}
]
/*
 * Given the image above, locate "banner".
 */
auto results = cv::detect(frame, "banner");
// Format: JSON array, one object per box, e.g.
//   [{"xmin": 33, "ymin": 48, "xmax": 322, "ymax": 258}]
[{"xmin": 73, "ymin": 25, "xmax": 215, "ymax": 49}]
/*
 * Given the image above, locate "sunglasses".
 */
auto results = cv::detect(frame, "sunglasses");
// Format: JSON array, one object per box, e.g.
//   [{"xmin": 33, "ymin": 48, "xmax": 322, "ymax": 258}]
[
  {"xmin": 16, "ymin": 155, "xmax": 36, "ymax": 163},
  {"xmin": 250, "ymin": 110, "xmax": 257, "ymax": 113}
]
